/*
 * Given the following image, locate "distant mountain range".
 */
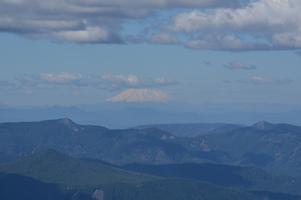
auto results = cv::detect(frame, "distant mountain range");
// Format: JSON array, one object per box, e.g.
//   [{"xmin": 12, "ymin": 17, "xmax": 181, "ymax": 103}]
[
  {"xmin": 1, "ymin": 118, "xmax": 301, "ymax": 178},
  {"xmin": 140, "ymin": 121, "xmax": 301, "ymax": 176},
  {"xmin": 1, "ymin": 105, "xmax": 301, "ymax": 128},
  {"xmin": 197, "ymin": 121, "xmax": 301, "ymax": 176},
  {"xmin": 0, "ymin": 118, "xmax": 208, "ymax": 165},
  {"xmin": 135, "ymin": 123, "xmax": 243, "ymax": 137}
]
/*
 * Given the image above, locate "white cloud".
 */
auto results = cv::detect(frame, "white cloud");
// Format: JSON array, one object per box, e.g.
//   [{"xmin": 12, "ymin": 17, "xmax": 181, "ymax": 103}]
[
  {"xmin": 240, "ymin": 76, "xmax": 293, "ymax": 85},
  {"xmin": 40, "ymin": 72, "xmax": 82, "ymax": 84},
  {"xmin": 107, "ymin": 88, "xmax": 170, "ymax": 103},
  {"xmin": 224, "ymin": 61, "xmax": 257, "ymax": 70},
  {"xmin": 153, "ymin": 77, "xmax": 178, "ymax": 86},
  {"xmin": 158, "ymin": 0, "xmax": 301, "ymax": 50},
  {"xmin": 100, "ymin": 74, "xmax": 178, "ymax": 90},
  {"xmin": 5, "ymin": 73, "xmax": 178, "ymax": 92},
  {"xmin": 101, "ymin": 74, "xmax": 141, "ymax": 88},
  {"xmin": 53, "ymin": 26, "xmax": 119, "ymax": 43}
]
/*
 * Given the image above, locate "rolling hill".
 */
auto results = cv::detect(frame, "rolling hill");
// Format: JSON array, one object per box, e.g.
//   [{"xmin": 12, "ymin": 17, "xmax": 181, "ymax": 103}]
[
  {"xmin": 0, "ymin": 150, "xmax": 266, "ymax": 200},
  {"xmin": 123, "ymin": 162, "xmax": 301, "ymax": 195},
  {"xmin": 0, "ymin": 173, "xmax": 71, "ymax": 200},
  {"xmin": 0, "ymin": 150, "xmax": 156, "ymax": 188}
]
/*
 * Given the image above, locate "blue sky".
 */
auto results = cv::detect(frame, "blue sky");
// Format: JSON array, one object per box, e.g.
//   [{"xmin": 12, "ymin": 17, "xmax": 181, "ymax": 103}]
[{"xmin": 0, "ymin": 0, "xmax": 301, "ymax": 113}]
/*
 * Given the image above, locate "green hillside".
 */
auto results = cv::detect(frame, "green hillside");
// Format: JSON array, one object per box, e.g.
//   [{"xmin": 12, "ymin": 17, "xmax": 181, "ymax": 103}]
[
  {"xmin": 198, "ymin": 121, "xmax": 301, "ymax": 176},
  {"xmin": 0, "ymin": 150, "xmax": 157, "ymax": 188},
  {"xmin": 1, "ymin": 150, "xmax": 301, "ymax": 200},
  {"xmin": 0, "ymin": 173, "xmax": 70, "ymax": 200},
  {"xmin": 103, "ymin": 179, "xmax": 258, "ymax": 200},
  {"xmin": 123, "ymin": 162, "xmax": 301, "ymax": 195}
]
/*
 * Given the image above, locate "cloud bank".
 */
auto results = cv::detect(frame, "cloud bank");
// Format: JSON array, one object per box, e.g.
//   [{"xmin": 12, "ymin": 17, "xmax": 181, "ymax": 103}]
[
  {"xmin": 2, "ymin": 0, "xmax": 301, "ymax": 51},
  {"xmin": 107, "ymin": 88, "xmax": 170, "ymax": 103},
  {"xmin": 163, "ymin": 0, "xmax": 301, "ymax": 50},
  {"xmin": 0, "ymin": 72, "xmax": 176, "ymax": 102},
  {"xmin": 0, "ymin": 0, "xmax": 239, "ymax": 44},
  {"xmin": 7, "ymin": 73, "xmax": 177, "ymax": 90},
  {"xmin": 240, "ymin": 76, "xmax": 293, "ymax": 85}
]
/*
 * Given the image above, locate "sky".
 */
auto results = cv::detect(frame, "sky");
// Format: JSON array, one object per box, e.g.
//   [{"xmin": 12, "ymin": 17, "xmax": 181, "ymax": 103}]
[{"xmin": 0, "ymin": 0, "xmax": 301, "ymax": 113}]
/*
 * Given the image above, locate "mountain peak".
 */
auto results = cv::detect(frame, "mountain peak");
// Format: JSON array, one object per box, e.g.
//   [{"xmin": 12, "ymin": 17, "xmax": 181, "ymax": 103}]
[
  {"xmin": 56, "ymin": 118, "xmax": 81, "ymax": 132},
  {"xmin": 58, "ymin": 118, "xmax": 75, "ymax": 125},
  {"xmin": 252, "ymin": 121, "xmax": 274, "ymax": 130}
]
